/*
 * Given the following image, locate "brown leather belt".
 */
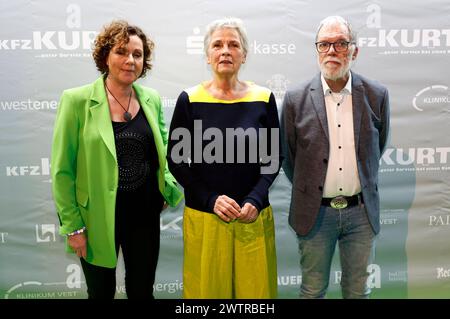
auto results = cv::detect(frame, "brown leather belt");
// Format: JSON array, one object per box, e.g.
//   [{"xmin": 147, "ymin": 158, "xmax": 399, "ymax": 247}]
[{"xmin": 321, "ymin": 193, "xmax": 363, "ymax": 209}]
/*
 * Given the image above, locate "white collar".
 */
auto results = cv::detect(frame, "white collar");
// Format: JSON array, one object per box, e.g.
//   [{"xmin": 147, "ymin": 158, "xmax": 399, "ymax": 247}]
[{"xmin": 321, "ymin": 72, "xmax": 352, "ymax": 96}]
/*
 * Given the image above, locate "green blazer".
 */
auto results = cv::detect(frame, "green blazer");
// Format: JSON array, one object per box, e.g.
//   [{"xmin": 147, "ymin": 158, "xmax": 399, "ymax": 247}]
[{"xmin": 51, "ymin": 76, "xmax": 183, "ymax": 268}]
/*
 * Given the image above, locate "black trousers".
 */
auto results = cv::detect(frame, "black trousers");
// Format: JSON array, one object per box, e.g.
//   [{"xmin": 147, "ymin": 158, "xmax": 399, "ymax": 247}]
[{"xmin": 80, "ymin": 187, "xmax": 163, "ymax": 299}]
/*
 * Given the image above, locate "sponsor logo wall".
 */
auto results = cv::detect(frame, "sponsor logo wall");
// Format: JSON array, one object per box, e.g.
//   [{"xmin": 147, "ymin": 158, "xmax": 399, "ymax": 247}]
[{"xmin": 1, "ymin": 0, "xmax": 449, "ymax": 298}]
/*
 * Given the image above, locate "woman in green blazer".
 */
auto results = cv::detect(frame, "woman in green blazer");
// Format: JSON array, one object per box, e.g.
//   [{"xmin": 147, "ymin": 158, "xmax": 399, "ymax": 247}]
[{"xmin": 51, "ymin": 20, "xmax": 183, "ymax": 299}]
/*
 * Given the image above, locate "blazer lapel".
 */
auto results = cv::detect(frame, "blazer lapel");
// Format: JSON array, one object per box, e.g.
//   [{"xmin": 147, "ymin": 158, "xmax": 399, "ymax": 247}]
[
  {"xmin": 351, "ymin": 72, "xmax": 364, "ymax": 155},
  {"xmin": 134, "ymin": 84, "xmax": 165, "ymax": 170},
  {"xmin": 89, "ymin": 76, "xmax": 117, "ymax": 162},
  {"xmin": 310, "ymin": 73, "xmax": 329, "ymax": 140}
]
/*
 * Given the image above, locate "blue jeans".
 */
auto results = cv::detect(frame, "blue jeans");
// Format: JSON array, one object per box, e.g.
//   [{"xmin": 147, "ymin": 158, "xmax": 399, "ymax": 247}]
[{"xmin": 297, "ymin": 204, "xmax": 376, "ymax": 299}]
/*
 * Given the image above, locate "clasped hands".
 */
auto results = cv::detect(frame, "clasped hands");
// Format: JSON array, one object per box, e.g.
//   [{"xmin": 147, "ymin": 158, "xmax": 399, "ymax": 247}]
[{"xmin": 213, "ymin": 195, "xmax": 258, "ymax": 223}]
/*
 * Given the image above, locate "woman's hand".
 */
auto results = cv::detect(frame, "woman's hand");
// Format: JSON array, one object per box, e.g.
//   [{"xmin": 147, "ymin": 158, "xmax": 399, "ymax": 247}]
[
  {"xmin": 213, "ymin": 195, "xmax": 241, "ymax": 222},
  {"xmin": 68, "ymin": 233, "xmax": 87, "ymax": 258},
  {"xmin": 162, "ymin": 201, "xmax": 169, "ymax": 210},
  {"xmin": 238, "ymin": 203, "xmax": 259, "ymax": 223}
]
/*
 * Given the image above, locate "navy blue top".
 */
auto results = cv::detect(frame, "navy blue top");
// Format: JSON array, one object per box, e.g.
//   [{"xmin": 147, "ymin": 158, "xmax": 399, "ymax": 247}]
[{"xmin": 167, "ymin": 83, "xmax": 282, "ymax": 213}]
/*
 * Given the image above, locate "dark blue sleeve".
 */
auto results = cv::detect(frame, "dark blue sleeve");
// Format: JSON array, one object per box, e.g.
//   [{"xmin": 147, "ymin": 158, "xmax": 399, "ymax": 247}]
[
  {"xmin": 242, "ymin": 93, "xmax": 283, "ymax": 212},
  {"xmin": 167, "ymin": 91, "xmax": 219, "ymax": 212}
]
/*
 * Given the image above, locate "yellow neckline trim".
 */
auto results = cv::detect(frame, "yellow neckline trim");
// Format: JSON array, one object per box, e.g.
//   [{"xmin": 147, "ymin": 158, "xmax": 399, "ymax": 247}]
[{"xmin": 187, "ymin": 82, "xmax": 271, "ymax": 104}]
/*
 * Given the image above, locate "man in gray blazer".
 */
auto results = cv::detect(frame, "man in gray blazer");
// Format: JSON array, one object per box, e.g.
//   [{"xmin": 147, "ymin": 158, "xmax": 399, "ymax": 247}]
[{"xmin": 281, "ymin": 16, "xmax": 390, "ymax": 298}]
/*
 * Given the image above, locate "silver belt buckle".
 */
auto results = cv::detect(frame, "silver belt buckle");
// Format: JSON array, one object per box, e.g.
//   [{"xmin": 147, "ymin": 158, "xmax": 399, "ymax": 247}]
[{"xmin": 330, "ymin": 196, "xmax": 348, "ymax": 209}]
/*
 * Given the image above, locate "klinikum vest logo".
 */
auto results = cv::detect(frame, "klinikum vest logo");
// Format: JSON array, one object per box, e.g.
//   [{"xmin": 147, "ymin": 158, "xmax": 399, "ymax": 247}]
[
  {"xmin": 4, "ymin": 264, "xmax": 83, "ymax": 299},
  {"xmin": 0, "ymin": 4, "xmax": 96, "ymax": 58},
  {"xmin": 412, "ymin": 85, "xmax": 450, "ymax": 112},
  {"xmin": 358, "ymin": 4, "xmax": 450, "ymax": 56}
]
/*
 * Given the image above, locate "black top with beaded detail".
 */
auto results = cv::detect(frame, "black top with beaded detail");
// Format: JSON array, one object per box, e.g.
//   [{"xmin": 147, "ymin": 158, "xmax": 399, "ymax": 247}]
[{"xmin": 112, "ymin": 107, "xmax": 159, "ymax": 193}]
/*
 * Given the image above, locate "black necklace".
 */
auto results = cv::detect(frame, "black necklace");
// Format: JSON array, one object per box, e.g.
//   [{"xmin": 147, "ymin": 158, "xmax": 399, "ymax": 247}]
[{"xmin": 105, "ymin": 82, "xmax": 133, "ymax": 122}]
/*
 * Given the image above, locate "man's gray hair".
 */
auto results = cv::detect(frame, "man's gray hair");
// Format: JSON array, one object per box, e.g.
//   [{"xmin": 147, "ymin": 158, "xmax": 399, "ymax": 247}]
[
  {"xmin": 315, "ymin": 16, "xmax": 358, "ymax": 44},
  {"xmin": 204, "ymin": 17, "xmax": 249, "ymax": 56}
]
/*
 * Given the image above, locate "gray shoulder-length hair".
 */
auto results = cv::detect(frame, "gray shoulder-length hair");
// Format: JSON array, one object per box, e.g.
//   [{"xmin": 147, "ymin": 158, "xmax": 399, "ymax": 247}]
[{"xmin": 203, "ymin": 17, "xmax": 249, "ymax": 56}]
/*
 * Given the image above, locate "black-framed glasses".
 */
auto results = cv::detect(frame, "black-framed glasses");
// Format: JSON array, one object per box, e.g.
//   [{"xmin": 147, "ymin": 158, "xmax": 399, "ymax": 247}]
[{"xmin": 315, "ymin": 40, "xmax": 355, "ymax": 53}]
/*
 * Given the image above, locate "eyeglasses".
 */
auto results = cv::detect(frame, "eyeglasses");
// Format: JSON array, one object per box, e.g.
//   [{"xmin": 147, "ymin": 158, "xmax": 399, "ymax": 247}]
[{"xmin": 315, "ymin": 40, "xmax": 355, "ymax": 53}]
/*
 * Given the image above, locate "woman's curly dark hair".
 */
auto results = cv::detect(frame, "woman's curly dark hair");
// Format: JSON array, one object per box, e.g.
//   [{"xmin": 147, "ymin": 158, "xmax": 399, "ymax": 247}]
[{"xmin": 93, "ymin": 20, "xmax": 154, "ymax": 78}]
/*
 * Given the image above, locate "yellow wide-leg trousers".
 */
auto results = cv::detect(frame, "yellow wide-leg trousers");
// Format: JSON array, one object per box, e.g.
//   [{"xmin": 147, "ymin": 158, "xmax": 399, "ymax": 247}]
[{"xmin": 183, "ymin": 205, "xmax": 277, "ymax": 299}]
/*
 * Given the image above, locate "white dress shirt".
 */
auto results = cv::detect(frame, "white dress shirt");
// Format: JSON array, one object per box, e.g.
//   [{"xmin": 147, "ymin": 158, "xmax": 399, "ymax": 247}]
[{"xmin": 321, "ymin": 73, "xmax": 361, "ymax": 198}]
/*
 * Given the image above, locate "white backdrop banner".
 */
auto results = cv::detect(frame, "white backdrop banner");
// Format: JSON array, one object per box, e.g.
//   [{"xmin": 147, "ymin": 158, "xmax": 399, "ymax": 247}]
[{"xmin": 1, "ymin": 0, "xmax": 449, "ymax": 298}]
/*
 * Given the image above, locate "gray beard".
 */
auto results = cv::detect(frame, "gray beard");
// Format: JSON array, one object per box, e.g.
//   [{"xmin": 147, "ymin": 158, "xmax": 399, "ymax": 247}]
[
  {"xmin": 319, "ymin": 52, "xmax": 354, "ymax": 81},
  {"xmin": 321, "ymin": 63, "xmax": 351, "ymax": 81}
]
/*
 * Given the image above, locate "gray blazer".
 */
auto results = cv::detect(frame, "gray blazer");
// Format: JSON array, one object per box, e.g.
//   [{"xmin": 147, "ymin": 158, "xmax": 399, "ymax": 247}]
[{"xmin": 281, "ymin": 71, "xmax": 390, "ymax": 236}]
